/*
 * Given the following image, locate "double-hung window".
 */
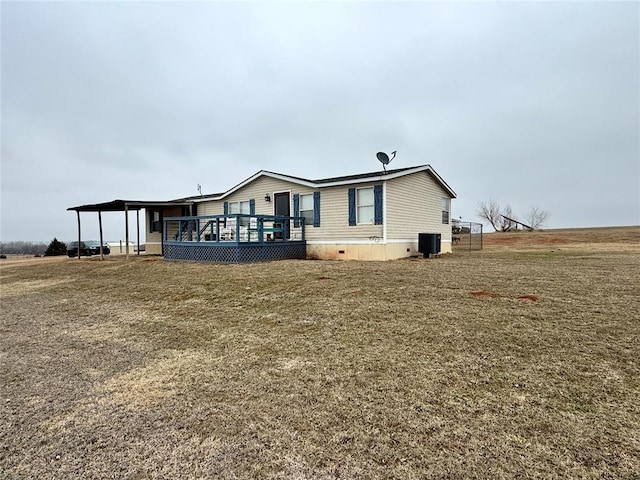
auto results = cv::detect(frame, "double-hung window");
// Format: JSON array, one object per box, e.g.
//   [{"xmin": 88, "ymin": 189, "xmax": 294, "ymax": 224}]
[
  {"xmin": 150, "ymin": 210, "xmax": 162, "ymax": 233},
  {"xmin": 229, "ymin": 200, "xmax": 251, "ymax": 225},
  {"xmin": 357, "ymin": 187, "xmax": 374, "ymax": 224},
  {"xmin": 441, "ymin": 198, "xmax": 450, "ymax": 224},
  {"xmin": 300, "ymin": 194, "xmax": 314, "ymax": 226}
]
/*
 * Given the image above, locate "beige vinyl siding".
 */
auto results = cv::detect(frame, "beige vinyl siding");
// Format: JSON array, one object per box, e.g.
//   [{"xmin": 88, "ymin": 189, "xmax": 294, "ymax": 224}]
[
  {"xmin": 146, "ymin": 208, "xmax": 163, "ymax": 253},
  {"xmin": 162, "ymin": 206, "xmax": 186, "ymax": 244},
  {"xmin": 197, "ymin": 176, "xmax": 312, "ymax": 216},
  {"xmin": 146, "ymin": 216, "xmax": 162, "ymax": 245},
  {"xmin": 196, "ymin": 176, "xmax": 382, "ymax": 242},
  {"xmin": 197, "ymin": 201, "xmax": 223, "ymax": 216},
  {"xmin": 146, "ymin": 206, "xmax": 183, "ymax": 254},
  {"xmin": 146, "ymin": 206, "xmax": 182, "ymax": 239},
  {"xmin": 306, "ymin": 183, "xmax": 382, "ymax": 242},
  {"xmin": 386, "ymin": 171, "xmax": 453, "ymax": 243},
  {"xmin": 195, "ymin": 177, "xmax": 311, "ymax": 240}
]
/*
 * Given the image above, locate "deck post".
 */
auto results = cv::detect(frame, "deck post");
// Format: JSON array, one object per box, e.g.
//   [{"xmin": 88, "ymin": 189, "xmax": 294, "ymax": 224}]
[
  {"xmin": 136, "ymin": 209, "xmax": 140, "ymax": 255},
  {"xmin": 98, "ymin": 210, "xmax": 104, "ymax": 260},
  {"xmin": 125, "ymin": 204, "xmax": 130, "ymax": 260},
  {"xmin": 76, "ymin": 210, "xmax": 81, "ymax": 260},
  {"xmin": 161, "ymin": 214, "xmax": 164, "ymax": 254}
]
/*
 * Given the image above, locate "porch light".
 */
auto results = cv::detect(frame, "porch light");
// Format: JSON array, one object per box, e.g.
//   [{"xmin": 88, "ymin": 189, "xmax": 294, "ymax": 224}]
[{"xmin": 265, "ymin": 193, "xmax": 271, "ymax": 202}]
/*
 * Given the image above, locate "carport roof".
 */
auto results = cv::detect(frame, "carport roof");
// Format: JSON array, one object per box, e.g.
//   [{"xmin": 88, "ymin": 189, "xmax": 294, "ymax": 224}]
[{"xmin": 67, "ymin": 199, "xmax": 193, "ymax": 212}]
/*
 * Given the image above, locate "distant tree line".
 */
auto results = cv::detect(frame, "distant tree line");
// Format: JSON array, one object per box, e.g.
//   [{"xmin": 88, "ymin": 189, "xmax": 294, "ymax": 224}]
[
  {"xmin": 0, "ymin": 241, "xmax": 48, "ymax": 256},
  {"xmin": 0, "ymin": 238, "xmax": 68, "ymax": 256}
]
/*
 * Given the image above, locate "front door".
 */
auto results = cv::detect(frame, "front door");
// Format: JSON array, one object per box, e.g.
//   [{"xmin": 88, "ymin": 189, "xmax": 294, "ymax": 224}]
[{"xmin": 273, "ymin": 192, "xmax": 290, "ymax": 239}]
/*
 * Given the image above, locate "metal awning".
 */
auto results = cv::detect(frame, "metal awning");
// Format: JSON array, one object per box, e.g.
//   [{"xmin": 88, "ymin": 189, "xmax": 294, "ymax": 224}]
[
  {"xmin": 67, "ymin": 199, "xmax": 194, "ymax": 260},
  {"xmin": 66, "ymin": 199, "xmax": 193, "ymax": 212}
]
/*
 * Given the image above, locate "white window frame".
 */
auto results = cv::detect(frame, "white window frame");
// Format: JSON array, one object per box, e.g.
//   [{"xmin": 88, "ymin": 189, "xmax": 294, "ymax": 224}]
[
  {"xmin": 300, "ymin": 193, "xmax": 314, "ymax": 226},
  {"xmin": 228, "ymin": 200, "xmax": 250, "ymax": 215},
  {"xmin": 228, "ymin": 200, "xmax": 251, "ymax": 226},
  {"xmin": 357, "ymin": 187, "xmax": 374, "ymax": 225},
  {"xmin": 441, "ymin": 198, "xmax": 450, "ymax": 224}
]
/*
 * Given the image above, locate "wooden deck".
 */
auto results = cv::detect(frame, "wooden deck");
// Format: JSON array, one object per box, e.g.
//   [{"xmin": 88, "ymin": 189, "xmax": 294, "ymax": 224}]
[{"xmin": 162, "ymin": 214, "xmax": 306, "ymax": 263}]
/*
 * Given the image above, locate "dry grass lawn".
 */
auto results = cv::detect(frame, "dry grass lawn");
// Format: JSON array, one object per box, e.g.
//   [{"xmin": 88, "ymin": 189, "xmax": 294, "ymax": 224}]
[{"xmin": 1, "ymin": 226, "xmax": 639, "ymax": 479}]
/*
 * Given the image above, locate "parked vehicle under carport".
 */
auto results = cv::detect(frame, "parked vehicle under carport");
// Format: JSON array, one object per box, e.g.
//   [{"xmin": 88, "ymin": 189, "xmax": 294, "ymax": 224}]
[{"xmin": 67, "ymin": 241, "xmax": 110, "ymax": 257}]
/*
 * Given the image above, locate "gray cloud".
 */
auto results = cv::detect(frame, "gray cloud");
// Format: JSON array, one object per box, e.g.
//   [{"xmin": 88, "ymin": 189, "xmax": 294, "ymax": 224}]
[{"xmin": 2, "ymin": 1, "xmax": 638, "ymax": 242}]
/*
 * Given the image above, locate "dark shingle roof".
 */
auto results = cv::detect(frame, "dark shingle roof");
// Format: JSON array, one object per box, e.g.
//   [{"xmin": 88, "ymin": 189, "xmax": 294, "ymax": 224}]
[
  {"xmin": 177, "ymin": 163, "xmax": 454, "ymax": 202},
  {"xmin": 312, "ymin": 165, "xmax": 423, "ymax": 184},
  {"xmin": 170, "ymin": 192, "xmax": 226, "ymax": 202},
  {"xmin": 260, "ymin": 165, "xmax": 426, "ymax": 185}
]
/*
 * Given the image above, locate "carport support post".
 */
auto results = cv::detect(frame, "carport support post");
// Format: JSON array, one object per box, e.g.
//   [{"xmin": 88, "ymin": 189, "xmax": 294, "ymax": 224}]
[
  {"xmin": 76, "ymin": 210, "xmax": 81, "ymax": 260},
  {"xmin": 98, "ymin": 210, "xmax": 104, "ymax": 260},
  {"xmin": 136, "ymin": 209, "xmax": 140, "ymax": 256},
  {"xmin": 125, "ymin": 204, "xmax": 130, "ymax": 260}
]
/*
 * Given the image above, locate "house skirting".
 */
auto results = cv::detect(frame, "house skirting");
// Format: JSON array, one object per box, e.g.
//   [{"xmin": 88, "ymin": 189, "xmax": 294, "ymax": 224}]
[
  {"xmin": 156, "ymin": 240, "xmax": 451, "ymax": 262},
  {"xmin": 163, "ymin": 242, "xmax": 307, "ymax": 263},
  {"xmin": 306, "ymin": 240, "xmax": 452, "ymax": 261},
  {"xmin": 146, "ymin": 242, "xmax": 162, "ymax": 255}
]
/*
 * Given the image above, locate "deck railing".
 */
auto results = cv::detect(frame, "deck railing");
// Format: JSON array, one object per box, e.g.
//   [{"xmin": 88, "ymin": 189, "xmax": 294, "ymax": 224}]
[{"xmin": 164, "ymin": 214, "xmax": 306, "ymax": 245}]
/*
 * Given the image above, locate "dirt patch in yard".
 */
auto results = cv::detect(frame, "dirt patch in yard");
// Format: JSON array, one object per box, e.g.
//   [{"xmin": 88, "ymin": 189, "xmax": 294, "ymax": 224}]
[{"xmin": 470, "ymin": 290, "xmax": 501, "ymax": 297}]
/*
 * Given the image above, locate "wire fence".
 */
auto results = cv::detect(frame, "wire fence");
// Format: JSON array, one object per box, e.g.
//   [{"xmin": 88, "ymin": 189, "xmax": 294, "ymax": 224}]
[{"xmin": 452, "ymin": 221, "xmax": 483, "ymax": 250}]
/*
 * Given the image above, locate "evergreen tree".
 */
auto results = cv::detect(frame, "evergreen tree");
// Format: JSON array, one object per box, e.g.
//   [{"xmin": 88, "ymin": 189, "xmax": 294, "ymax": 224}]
[{"xmin": 44, "ymin": 238, "xmax": 67, "ymax": 256}]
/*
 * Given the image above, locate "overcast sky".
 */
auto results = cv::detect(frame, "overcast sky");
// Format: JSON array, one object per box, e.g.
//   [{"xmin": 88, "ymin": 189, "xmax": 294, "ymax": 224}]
[{"xmin": 2, "ymin": 1, "xmax": 638, "ymax": 243}]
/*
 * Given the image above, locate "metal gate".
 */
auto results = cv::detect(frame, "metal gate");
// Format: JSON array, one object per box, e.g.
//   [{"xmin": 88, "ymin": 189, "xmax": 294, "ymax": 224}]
[{"xmin": 452, "ymin": 221, "xmax": 483, "ymax": 250}]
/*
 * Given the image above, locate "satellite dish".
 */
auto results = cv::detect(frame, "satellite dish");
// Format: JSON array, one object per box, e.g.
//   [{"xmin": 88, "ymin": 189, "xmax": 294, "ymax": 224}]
[
  {"xmin": 376, "ymin": 150, "xmax": 397, "ymax": 172},
  {"xmin": 376, "ymin": 152, "xmax": 390, "ymax": 165}
]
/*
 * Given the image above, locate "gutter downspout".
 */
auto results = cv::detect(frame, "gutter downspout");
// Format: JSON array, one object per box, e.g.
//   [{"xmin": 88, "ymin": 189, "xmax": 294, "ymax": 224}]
[{"xmin": 383, "ymin": 180, "xmax": 388, "ymax": 244}]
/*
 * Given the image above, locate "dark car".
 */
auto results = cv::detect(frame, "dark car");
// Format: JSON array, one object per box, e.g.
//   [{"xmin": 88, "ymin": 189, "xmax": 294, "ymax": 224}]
[
  {"xmin": 85, "ymin": 241, "xmax": 110, "ymax": 255},
  {"xmin": 67, "ymin": 241, "xmax": 110, "ymax": 257}
]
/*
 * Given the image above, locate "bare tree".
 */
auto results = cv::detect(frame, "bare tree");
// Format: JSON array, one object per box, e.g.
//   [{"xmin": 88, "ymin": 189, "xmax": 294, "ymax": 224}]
[
  {"xmin": 523, "ymin": 207, "xmax": 550, "ymax": 229},
  {"xmin": 476, "ymin": 200, "xmax": 502, "ymax": 231},
  {"xmin": 500, "ymin": 205, "xmax": 516, "ymax": 231},
  {"xmin": 477, "ymin": 200, "xmax": 551, "ymax": 232}
]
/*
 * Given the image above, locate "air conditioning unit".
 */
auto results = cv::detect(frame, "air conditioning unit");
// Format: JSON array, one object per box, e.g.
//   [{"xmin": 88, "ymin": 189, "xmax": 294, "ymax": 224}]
[{"xmin": 418, "ymin": 233, "xmax": 441, "ymax": 258}]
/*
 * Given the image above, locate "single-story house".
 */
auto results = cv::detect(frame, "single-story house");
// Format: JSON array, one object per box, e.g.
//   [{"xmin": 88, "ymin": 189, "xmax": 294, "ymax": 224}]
[{"xmin": 143, "ymin": 164, "xmax": 456, "ymax": 261}]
